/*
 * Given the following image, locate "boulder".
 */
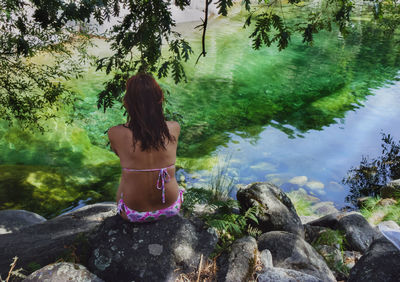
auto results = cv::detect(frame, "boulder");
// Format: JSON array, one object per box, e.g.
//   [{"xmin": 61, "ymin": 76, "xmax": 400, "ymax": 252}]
[
  {"xmin": 308, "ymin": 212, "xmax": 381, "ymax": 253},
  {"xmin": 0, "ymin": 203, "xmax": 117, "ymax": 277},
  {"xmin": 299, "ymin": 215, "xmax": 319, "ymax": 225},
  {"xmin": 259, "ymin": 249, "xmax": 273, "ymax": 268},
  {"xmin": 257, "ymin": 267, "xmax": 322, "ymax": 282},
  {"xmin": 218, "ymin": 236, "xmax": 258, "ymax": 282},
  {"xmin": 348, "ymin": 237, "xmax": 400, "ymax": 282},
  {"xmin": 237, "ymin": 182, "xmax": 304, "ymax": 237},
  {"xmin": 23, "ymin": 262, "xmax": 103, "ymax": 282},
  {"xmin": 378, "ymin": 220, "xmax": 400, "ymax": 230},
  {"xmin": 0, "ymin": 210, "xmax": 46, "ymax": 234},
  {"xmin": 257, "ymin": 231, "xmax": 336, "ymax": 282},
  {"xmin": 87, "ymin": 214, "xmax": 218, "ymax": 282},
  {"xmin": 307, "ymin": 212, "xmax": 341, "ymax": 229}
]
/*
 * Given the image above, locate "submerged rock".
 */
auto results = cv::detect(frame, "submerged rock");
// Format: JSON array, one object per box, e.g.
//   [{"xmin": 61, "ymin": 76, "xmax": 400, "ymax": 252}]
[
  {"xmin": 310, "ymin": 201, "xmax": 339, "ymax": 216},
  {"xmin": 237, "ymin": 182, "xmax": 304, "ymax": 237},
  {"xmin": 23, "ymin": 262, "xmax": 103, "ymax": 282},
  {"xmin": 257, "ymin": 231, "xmax": 336, "ymax": 282},
  {"xmin": 87, "ymin": 214, "xmax": 218, "ymax": 282},
  {"xmin": 348, "ymin": 237, "xmax": 400, "ymax": 282},
  {"xmin": 0, "ymin": 210, "xmax": 46, "ymax": 235},
  {"xmin": 0, "ymin": 203, "xmax": 117, "ymax": 277}
]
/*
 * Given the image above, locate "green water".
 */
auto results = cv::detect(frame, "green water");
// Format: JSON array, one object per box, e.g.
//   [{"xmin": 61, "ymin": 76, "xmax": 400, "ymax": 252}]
[{"xmin": 1, "ymin": 8, "xmax": 399, "ymax": 217}]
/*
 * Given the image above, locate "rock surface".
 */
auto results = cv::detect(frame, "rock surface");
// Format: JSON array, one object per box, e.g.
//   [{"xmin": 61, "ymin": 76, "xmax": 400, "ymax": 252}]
[
  {"xmin": 257, "ymin": 231, "xmax": 336, "ymax": 282},
  {"xmin": 237, "ymin": 182, "xmax": 304, "ymax": 237},
  {"xmin": 303, "ymin": 224, "xmax": 329, "ymax": 245},
  {"xmin": 299, "ymin": 215, "xmax": 319, "ymax": 225},
  {"xmin": 257, "ymin": 267, "xmax": 322, "ymax": 282},
  {"xmin": 259, "ymin": 249, "xmax": 273, "ymax": 268},
  {"xmin": 0, "ymin": 210, "xmax": 46, "ymax": 235},
  {"xmin": 23, "ymin": 262, "xmax": 103, "ymax": 282},
  {"xmin": 218, "ymin": 236, "xmax": 258, "ymax": 282},
  {"xmin": 87, "ymin": 214, "xmax": 218, "ymax": 282},
  {"xmin": 0, "ymin": 203, "xmax": 117, "ymax": 277},
  {"xmin": 379, "ymin": 220, "xmax": 400, "ymax": 230},
  {"xmin": 308, "ymin": 211, "xmax": 381, "ymax": 253},
  {"xmin": 348, "ymin": 237, "xmax": 400, "ymax": 282}
]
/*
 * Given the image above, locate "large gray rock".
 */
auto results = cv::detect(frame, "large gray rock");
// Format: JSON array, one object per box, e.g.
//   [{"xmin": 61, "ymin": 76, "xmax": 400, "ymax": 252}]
[
  {"xmin": 218, "ymin": 236, "xmax": 258, "ymax": 282},
  {"xmin": 87, "ymin": 214, "xmax": 218, "ymax": 282},
  {"xmin": 257, "ymin": 267, "xmax": 322, "ymax": 282},
  {"xmin": 0, "ymin": 203, "xmax": 117, "ymax": 277},
  {"xmin": 259, "ymin": 249, "xmax": 273, "ymax": 268},
  {"xmin": 348, "ymin": 237, "xmax": 400, "ymax": 282},
  {"xmin": 23, "ymin": 262, "xmax": 103, "ymax": 282},
  {"xmin": 308, "ymin": 211, "xmax": 381, "ymax": 253},
  {"xmin": 257, "ymin": 231, "xmax": 336, "ymax": 282},
  {"xmin": 237, "ymin": 182, "xmax": 304, "ymax": 237},
  {"xmin": 0, "ymin": 210, "xmax": 46, "ymax": 234},
  {"xmin": 299, "ymin": 215, "xmax": 319, "ymax": 225}
]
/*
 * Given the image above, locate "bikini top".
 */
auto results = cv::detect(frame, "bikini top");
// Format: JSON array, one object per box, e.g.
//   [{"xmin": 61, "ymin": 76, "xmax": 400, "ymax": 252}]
[{"xmin": 122, "ymin": 164, "xmax": 175, "ymax": 204}]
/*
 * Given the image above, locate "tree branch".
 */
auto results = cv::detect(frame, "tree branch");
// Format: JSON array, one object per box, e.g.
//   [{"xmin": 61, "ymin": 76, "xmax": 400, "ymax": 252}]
[{"xmin": 196, "ymin": 0, "xmax": 213, "ymax": 64}]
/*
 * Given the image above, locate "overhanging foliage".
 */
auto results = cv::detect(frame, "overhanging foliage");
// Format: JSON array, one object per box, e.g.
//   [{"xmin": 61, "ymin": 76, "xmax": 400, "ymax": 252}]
[{"xmin": 0, "ymin": 0, "xmax": 399, "ymax": 126}]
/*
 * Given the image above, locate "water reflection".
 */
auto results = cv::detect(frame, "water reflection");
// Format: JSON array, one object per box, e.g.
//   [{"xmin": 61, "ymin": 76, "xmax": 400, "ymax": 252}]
[{"xmin": 1, "ymin": 11, "xmax": 399, "ymax": 216}]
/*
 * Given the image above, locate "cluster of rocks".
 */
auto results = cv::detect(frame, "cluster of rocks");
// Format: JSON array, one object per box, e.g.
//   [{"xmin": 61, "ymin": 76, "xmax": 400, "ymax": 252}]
[{"xmin": 0, "ymin": 182, "xmax": 399, "ymax": 281}]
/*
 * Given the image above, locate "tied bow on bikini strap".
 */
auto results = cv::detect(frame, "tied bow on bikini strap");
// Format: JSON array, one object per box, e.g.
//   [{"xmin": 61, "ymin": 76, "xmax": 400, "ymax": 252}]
[{"xmin": 156, "ymin": 168, "xmax": 171, "ymax": 203}]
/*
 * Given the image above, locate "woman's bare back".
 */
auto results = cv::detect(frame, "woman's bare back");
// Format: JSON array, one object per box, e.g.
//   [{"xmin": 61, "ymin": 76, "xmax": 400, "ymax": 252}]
[{"xmin": 108, "ymin": 121, "xmax": 180, "ymax": 213}]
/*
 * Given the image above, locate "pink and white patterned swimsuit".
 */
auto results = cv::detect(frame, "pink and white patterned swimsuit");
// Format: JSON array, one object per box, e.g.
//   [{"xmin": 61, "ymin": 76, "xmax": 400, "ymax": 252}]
[{"xmin": 117, "ymin": 164, "xmax": 184, "ymax": 222}]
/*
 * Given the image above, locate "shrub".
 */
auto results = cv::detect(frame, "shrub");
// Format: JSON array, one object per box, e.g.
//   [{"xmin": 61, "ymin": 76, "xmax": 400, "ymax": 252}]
[{"xmin": 343, "ymin": 133, "xmax": 400, "ymax": 206}]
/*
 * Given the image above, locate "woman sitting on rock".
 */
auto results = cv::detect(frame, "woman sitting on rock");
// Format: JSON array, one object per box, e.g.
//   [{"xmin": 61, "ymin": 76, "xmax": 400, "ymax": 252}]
[{"xmin": 108, "ymin": 73, "xmax": 183, "ymax": 222}]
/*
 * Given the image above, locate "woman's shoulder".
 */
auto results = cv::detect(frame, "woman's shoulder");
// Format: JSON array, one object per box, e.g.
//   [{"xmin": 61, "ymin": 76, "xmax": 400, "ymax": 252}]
[
  {"xmin": 166, "ymin": 121, "xmax": 180, "ymax": 134},
  {"xmin": 108, "ymin": 124, "xmax": 129, "ymax": 137},
  {"xmin": 166, "ymin": 120, "xmax": 180, "ymax": 128}
]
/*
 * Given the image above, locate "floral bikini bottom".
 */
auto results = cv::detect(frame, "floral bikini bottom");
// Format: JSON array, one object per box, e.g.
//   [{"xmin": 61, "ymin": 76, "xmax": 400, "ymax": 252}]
[{"xmin": 117, "ymin": 189, "xmax": 184, "ymax": 223}]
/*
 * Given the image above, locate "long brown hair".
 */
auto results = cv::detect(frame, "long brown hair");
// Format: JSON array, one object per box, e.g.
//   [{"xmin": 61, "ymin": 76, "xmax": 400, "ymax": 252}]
[{"xmin": 124, "ymin": 73, "xmax": 174, "ymax": 151}]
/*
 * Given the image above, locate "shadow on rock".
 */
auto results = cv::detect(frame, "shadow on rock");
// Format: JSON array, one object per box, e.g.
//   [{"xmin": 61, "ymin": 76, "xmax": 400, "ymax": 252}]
[{"xmin": 87, "ymin": 214, "xmax": 218, "ymax": 282}]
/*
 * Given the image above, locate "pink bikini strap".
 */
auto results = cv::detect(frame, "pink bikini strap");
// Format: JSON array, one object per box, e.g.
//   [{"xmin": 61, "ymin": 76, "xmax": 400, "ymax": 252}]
[{"xmin": 122, "ymin": 164, "xmax": 174, "ymax": 203}]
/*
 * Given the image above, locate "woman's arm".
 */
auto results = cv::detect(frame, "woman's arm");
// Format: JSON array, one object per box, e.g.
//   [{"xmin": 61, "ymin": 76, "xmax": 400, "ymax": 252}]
[{"xmin": 107, "ymin": 127, "xmax": 119, "ymax": 156}]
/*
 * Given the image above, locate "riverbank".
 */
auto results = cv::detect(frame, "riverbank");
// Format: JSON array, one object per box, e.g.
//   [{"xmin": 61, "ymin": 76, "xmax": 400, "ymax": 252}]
[{"xmin": 1, "ymin": 181, "xmax": 399, "ymax": 281}]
